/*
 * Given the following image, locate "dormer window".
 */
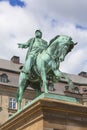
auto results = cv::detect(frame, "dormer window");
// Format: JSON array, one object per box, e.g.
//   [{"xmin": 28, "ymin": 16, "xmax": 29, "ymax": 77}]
[
  {"xmin": 0, "ymin": 74, "xmax": 8, "ymax": 83},
  {"xmin": 83, "ymin": 88, "xmax": 87, "ymax": 92},
  {"xmin": 48, "ymin": 82, "xmax": 55, "ymax": 91}
]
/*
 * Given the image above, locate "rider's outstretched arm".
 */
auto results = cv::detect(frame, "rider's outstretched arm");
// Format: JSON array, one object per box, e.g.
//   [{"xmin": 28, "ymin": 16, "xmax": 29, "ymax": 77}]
[{"xmin": 18, "ymin": 38, "xmax": 33, "ymax": 49}]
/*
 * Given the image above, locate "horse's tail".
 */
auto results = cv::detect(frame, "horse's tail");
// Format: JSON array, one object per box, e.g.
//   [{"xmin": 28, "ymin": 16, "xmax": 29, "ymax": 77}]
[{"xmin": 15, "ymin": 88, "xmax": 19, "ymax": 102}]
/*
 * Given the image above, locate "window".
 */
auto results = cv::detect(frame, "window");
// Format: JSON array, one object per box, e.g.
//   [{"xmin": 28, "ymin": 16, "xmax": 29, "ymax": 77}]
[
  {"xmin": 48, "ymin": 82, "xmax": 55, "ymax": 91},
  {"xmin": 74, "ymin": 87, "xmax": 79, "ymax": 93},
  {"xmin": 0, "ymin": 74, "xmax": 8, "ymax": 83},
  {"xmin": 9, "ymin": 97, "xmax": 17, "ymax": 109},
  {"xmin": 83, "ymin": 88, "xmax": 87, "ymax": 92},
  {"xmin": 65, "ymin": 86, "xmax": 69, "ymax": 91}
]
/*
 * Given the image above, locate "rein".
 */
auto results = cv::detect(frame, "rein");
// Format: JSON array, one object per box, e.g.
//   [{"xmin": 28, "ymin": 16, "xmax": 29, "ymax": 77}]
[{"xmin": 45, "ymin": 51, "xmax": 56, "ymax": 61}]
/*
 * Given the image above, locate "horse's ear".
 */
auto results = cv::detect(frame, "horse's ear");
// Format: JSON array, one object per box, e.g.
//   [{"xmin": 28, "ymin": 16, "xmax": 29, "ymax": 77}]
[{"xmin": 74, "ymin": 42, "xmax": 78, "ymax": 45}]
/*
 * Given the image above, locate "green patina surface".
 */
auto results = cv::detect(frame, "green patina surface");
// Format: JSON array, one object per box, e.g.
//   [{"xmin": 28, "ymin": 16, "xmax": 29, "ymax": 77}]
[{"xmin": 16, "ymin": 30, "xmax": 77, "ymax": 111}]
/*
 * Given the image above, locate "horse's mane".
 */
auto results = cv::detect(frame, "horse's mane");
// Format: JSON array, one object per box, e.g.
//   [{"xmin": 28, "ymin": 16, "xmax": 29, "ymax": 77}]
[
  {"xmin": 48, "ymin": 35, "xmax": 60, "ymax": 47},
  {"xmin": 47, "ymin": 35, "xmax": 74, "ymax": 54}
]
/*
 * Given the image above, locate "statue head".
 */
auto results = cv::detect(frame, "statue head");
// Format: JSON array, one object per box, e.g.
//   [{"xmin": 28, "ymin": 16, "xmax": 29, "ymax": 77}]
[{"xmin": 35, "ymin": 30, "xmax": 42, "ymax": 38}]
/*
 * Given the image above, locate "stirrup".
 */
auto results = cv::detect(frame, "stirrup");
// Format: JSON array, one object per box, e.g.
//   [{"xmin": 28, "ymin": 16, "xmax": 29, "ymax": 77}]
[
  {"xmin": 21, "ymin": 70, "xmax": 31, "ymax": 78},
  {"xmin": 21, "ymin": 70, "xmax": 29, "ymax": 75}
]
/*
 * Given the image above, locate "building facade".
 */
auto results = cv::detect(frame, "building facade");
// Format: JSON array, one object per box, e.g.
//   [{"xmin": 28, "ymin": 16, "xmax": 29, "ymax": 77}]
[{"xmin": 0, "ymin": 56, "xmax": 87, "ymax": 125}]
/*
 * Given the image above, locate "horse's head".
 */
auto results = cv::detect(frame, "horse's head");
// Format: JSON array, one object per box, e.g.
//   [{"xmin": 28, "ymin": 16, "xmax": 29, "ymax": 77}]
[
  {"xmin": 56, "ymin": 35, "xmax": 73, "ymax": 45},
  {"xmin": 48, "ymin": 35, "xmax": 77, "ymax": 62},
  {"xmin": 57, "ymin": 35, "xmax": 77, "ymax": 62},
  {"xmin": 49, "ymin": 35, "xmax": 76, "ymax": 47}
]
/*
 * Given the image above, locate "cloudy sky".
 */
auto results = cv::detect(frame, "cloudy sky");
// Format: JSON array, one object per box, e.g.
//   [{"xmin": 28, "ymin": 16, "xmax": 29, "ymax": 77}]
[{"xmin": 0, "ymin": 0, "xmax": 87, "ymax": 74}]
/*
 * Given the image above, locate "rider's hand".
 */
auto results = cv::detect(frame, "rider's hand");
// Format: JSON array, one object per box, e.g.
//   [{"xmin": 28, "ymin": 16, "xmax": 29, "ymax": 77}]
[{"xmin": 18, "ymin": 43, "xmax": 24, "ymax": 48}]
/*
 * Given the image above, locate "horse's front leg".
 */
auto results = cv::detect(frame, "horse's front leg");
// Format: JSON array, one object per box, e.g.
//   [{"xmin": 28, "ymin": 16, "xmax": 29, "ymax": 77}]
[
  {"xmin": 62, "ymin": 73, "xmax": 74, "ymax": 90},
  {"xmin": 53, "ymin": 69, "xmax": 75, "ymax": 90}
]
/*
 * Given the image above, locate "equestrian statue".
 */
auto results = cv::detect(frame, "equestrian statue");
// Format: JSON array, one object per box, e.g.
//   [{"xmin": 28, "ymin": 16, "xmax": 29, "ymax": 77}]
[{"xmin": 16, "ymin": 30, "xmax": 77, "ymax": 110}]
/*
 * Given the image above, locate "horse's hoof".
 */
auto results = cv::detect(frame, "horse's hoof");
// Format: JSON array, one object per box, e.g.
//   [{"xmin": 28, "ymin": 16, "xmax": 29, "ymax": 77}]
[{"xmin": 45, "ymin": 91, "xmax": 48, "ymax": 93}]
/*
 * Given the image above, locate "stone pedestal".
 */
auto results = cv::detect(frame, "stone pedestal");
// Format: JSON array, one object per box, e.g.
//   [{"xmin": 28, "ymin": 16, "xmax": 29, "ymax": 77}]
[{"xmin": 0, "ymin": 93, "xmax": 87, "ymax": 130}]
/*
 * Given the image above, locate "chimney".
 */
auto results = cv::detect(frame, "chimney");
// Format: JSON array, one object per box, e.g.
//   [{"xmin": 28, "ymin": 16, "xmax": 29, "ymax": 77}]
[
  {"xmin": 78, "ymin": 71, "xmax": 87, "ymax": 78},
  {"xmin": 11, "ymin": 56, "xmax": 20, "ymax": 64}
]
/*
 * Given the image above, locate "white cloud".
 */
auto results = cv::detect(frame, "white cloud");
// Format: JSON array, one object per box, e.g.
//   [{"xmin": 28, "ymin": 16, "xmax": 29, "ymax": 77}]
[
  {"xmin": 0, "ymin": 1, "xmax": 38, "ymax": 61},
  {"xmin": 0, "ymin": 0, "xmax": 87, "ymax": 74},
  {"xmin": 60, "ymin": 48, "xmax": 87, "ymax": 74},
  {"xmin": 27, "ymin": 0, "xmax": 87, "ymax": 26}
]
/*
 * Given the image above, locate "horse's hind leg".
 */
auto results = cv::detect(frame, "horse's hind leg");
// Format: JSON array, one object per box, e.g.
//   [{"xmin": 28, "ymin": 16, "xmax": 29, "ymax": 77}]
[
  {"xmin": 18, "ymin": 72, "xmax": 28, "ymax": 111},
  {"xmin": 41, "ymin": 64, "xmax": 48, "ymax": 93},
  {"xmin": 36, "ymin": 88, "xmax": 42, "ymax": 97},
  {"xmin": 36, "ymin": 83, "xmax": 42, "ymax": 97}
]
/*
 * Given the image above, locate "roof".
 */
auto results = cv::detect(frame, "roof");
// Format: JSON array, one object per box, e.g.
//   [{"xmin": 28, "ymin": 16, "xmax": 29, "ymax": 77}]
[
  {"xmin": 0, "ymin": 59, "xmax": 22, "ymax": 73},
  {"xmin": 0, "ymin": 58, "xmax": 87, "ymax": 87},
  {"xmin": 65, "ymin": 73, "xmax": 87, "ymax": 85}
]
